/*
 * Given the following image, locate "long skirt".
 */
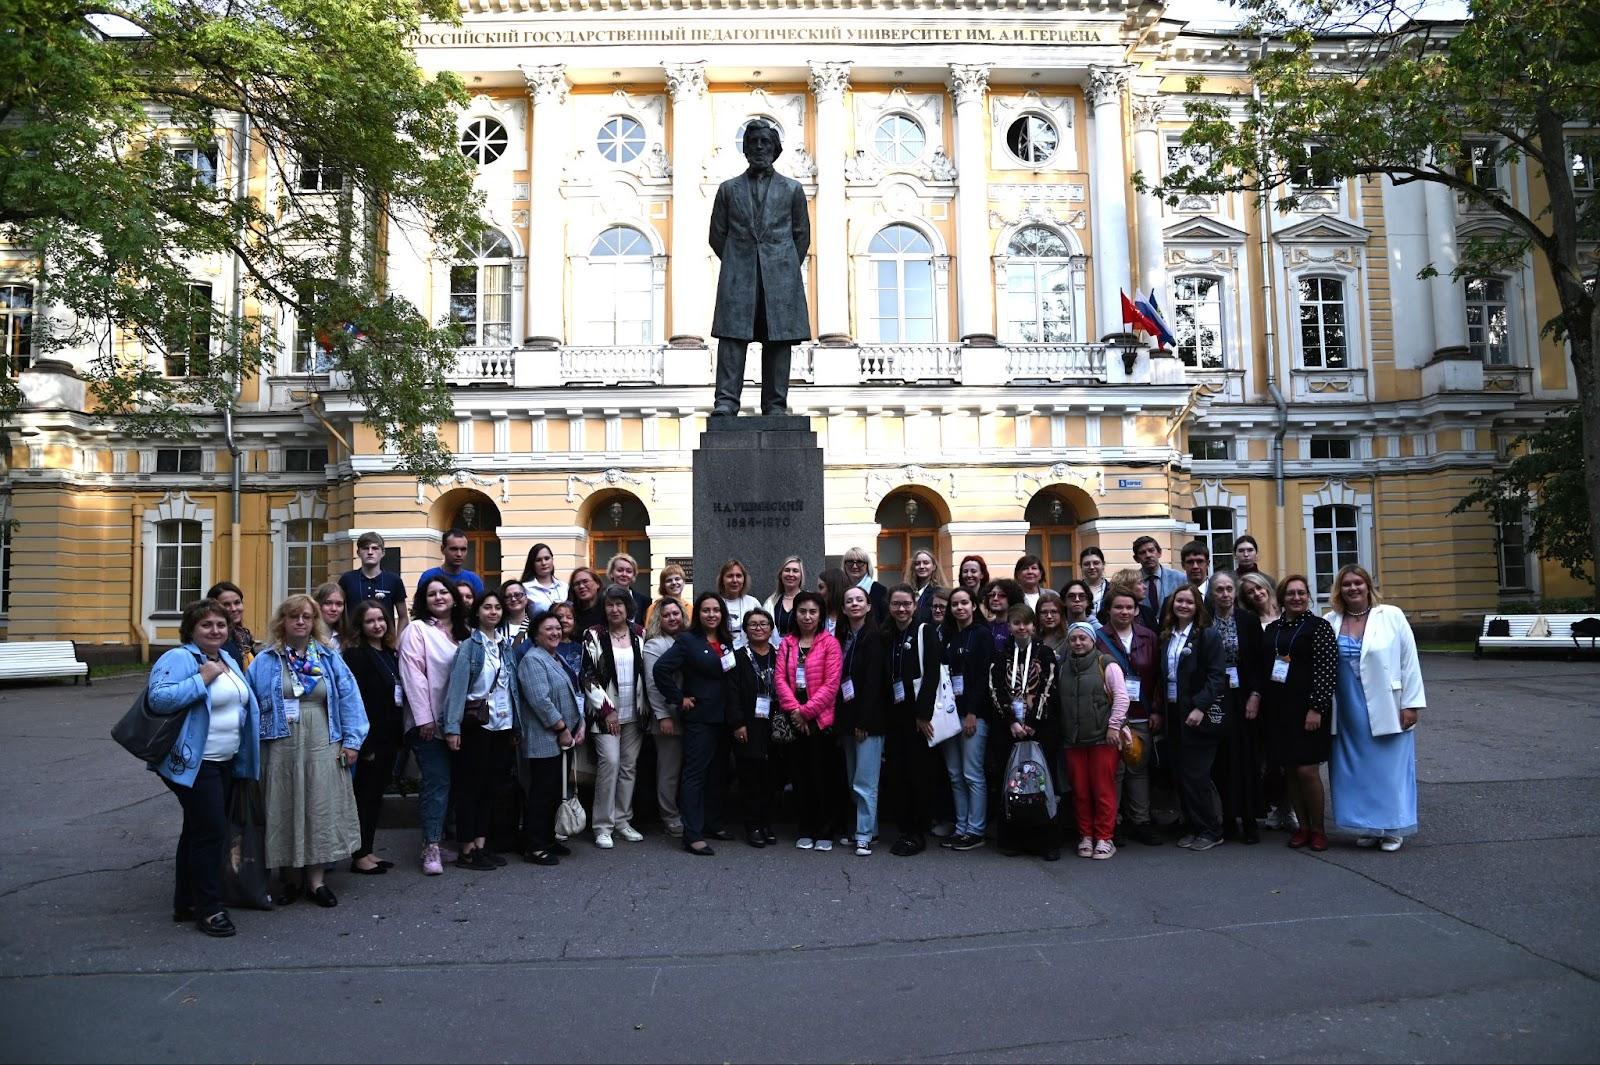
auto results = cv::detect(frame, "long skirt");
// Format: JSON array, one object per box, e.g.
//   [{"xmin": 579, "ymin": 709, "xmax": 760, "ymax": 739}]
[
  {"xmin": 262, "ymin": 696, "xmax": 361, "ymax": 868},
  {"xmin": 1212, "ymin": 687, "xmax": 1264, "ymax": 833}
]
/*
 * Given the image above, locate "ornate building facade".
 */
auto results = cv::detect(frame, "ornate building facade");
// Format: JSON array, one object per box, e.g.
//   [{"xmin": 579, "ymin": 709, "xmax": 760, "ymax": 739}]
[{"xmin": 2, "ymin": 0, "xmax": 1586, "ymax": 654}]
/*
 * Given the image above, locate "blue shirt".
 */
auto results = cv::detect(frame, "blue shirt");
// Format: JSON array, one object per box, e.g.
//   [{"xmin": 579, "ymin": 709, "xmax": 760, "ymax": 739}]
[
  {"xmin": 419, "ymin": 566, "xmax": 485, "ymax": 599},
  {"xmin": 339, "ymin": 569, "xmax": 408, "ymax": 619}
]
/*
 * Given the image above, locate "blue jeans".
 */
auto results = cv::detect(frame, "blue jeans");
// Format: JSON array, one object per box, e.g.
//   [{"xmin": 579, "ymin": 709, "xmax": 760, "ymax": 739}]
[
  {"xmin": 940, "ymin": 719, "xmax": 988, "ymax": 835},
  {"xmin": 409, "ymin": 730, "xmax": 452, "ymax": 845},
  {"xmin": 842, "ymin": 734, "xmax": 885, "ymax": 844}
]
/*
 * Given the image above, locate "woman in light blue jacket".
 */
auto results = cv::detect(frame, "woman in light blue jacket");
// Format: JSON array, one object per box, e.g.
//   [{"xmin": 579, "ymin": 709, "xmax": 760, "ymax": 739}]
[
  {"xmin": 442, "ymin": 591, "xmax": 518, "ymax": 870},
  {"xmin": 146, "ymin": 598, "xmax": 262, "ymax": 938},
  {"xmin": 246, "ymin": 594, "xmax": 367, "ymax": 908},
  {"xmin": 515, "ymin": 613, "xmax": 585, "ymax": 866}
]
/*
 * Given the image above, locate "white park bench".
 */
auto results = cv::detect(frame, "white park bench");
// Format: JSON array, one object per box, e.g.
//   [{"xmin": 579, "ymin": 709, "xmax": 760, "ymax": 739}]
[
  {"xmin": 1474, "ymin": 614, "xmax": 1600, "ymax": 658},
  {"xmin": 0, "ymin": 640, "xmax": 92, "ymax": 684}
]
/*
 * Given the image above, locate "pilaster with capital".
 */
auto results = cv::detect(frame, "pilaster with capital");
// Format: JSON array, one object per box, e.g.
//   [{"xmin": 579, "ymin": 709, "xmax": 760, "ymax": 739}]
[
  {"xmin": 1131, "ymin": 92, "xmax": 1168, "ymax": 300},
  {"xmin": 948, "ymin": 63, "xmax": 995, "ymax": 344},
  {"xmin": 521, "ymin": 63, "xmax": 570, "ymax": 346},
  {"xmin": 664, "ymin": 61, "xmax": 712, "ymax": 345},
  {"xmin": 809, "ymin": 61, "xmax": 852, "ymax": 343},
  {"xmin": 1086, "ymin": 65, "xmax": 1133, "ymax": 341}
]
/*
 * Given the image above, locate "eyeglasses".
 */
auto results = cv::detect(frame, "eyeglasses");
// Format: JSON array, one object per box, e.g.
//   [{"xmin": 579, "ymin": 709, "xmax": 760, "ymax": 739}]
[
  {"xmin": 844, "ymin": 559, "xmax": 866, "ymax": 568},
  {"xmin": 1065, "ymin": 592, "xmax": 1088, "ymax": 600}
]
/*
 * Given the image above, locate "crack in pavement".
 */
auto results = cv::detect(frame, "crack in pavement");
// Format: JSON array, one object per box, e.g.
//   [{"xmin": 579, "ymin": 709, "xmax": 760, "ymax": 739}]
[{"xmin": 0, "ymin": 856, "xmax": 170, "ymax": 901}]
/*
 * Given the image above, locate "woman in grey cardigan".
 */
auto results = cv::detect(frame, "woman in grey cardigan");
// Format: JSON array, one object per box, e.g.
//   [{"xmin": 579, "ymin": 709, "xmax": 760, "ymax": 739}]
[{"xmin": 515, "ymin": 613, "xmax": 586, "ymax": 866}]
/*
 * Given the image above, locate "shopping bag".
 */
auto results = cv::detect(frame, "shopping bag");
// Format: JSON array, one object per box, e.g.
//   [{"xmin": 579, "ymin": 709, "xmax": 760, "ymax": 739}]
[
  {"xmin": 1003, "ymin": 740, "xmax": 1058, "ymax": 824},
  {"xmin": 554, "ymin": 748, "xmax": 588, "ymax": 838},
  {"xmin": 917, "ymin": 625, "xmax": 963, "ymax": 747},
  {"xmin": 221, "ymin": 779, "xmax": 274, "ymax": 910}
]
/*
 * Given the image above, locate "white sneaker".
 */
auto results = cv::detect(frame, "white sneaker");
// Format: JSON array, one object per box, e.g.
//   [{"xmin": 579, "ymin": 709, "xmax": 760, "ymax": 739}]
[
  {"xmin": 1379, "ymin": 835, "xmax": 1404, "ymax": 852},
  {"xmin": 795, "ymin": 837, "xmax": 815, "ymax": 850},
  {"xmin": 1093, "ymin": 840, "xmax": 1116, "ymax": 860},
  {"xmin": 616, "ymin": 825, "xmax": 644, "ymax": 843},
  {"xmin": 421, "ymin": 843, "xmax": 444, "ymax": 876},
  {"xmin": 813, "ymin": 838, "xmax": 833, "ymax": 852},
  {"xmin": 855, "ymin": 840, "xmax": 873, "ymax": 856},
  {"xmin": 1355, "ymin": 836, "xmax": 1379, "ymax": 848},
  {"xmin": 594, "ymin": 830, "xmax": 614, "ymax": 850},
  {"xmin": 1077, "ymin": 836, "xmax": 1095, "ymax": 858}
]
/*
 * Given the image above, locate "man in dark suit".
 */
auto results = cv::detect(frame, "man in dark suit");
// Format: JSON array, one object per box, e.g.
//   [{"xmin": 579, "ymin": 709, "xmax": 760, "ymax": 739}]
[{"xmin": 708, "ymin": 119, "xmax": 812, "ymax": 417}]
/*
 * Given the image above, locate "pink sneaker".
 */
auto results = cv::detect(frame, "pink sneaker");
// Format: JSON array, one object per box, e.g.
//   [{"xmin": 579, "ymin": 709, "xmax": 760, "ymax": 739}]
[{"xmin": 421, "ymin": 843, "xmax": 444, "ymax": 876}]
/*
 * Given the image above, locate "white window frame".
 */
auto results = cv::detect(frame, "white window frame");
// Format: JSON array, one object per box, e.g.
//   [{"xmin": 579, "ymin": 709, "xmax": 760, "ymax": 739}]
[
  {"xmin": 871, "ymin": 112, "xmax": 928, "ymax": 166},
  {"xmin": 1464, "ymin": 276, "xmax": 1512, "ymax": 366},
  {"xmin": 164, "ymin": 283, "xmax": 214, "ymax": 378},
  {"xmin": 1172, "ymin": 273, "xmax": 1226, "ymax": 369},
  {"xmin": 451, "ymin": 230, "xmax": 514, "ymax": 348},
  {"xmin": 1309, "ymin": 436, "xmax": 1355, "ymax": 460},
  {"xmin": 1289, "ymin": 142, "xmax": 1334, "ymax": 191},
  {"xmin": 579, "ymin": 225, "xmax": 657, "ymax": 346},
  {"xmin": 0, "ymin": 494, "xmax": 11, "ymax": 616},
  {"xmin": 1301, "ymin": 479, "xmax": 1373, "ymax": 603},
  {"xmin": 596, "ymin": 115, "xmax": 647, "ymax": 164},
  {"xmin": 1462, "ymin": 139, "xmax": 1502, "ymax": 191},
  {"xmin": 141, "ymin": 492, "xmax": 214, "ymax": 639},
  {"xmin": 1192, "ymin": 479, "xmax": 1250, "ymax": 567},
  {"xmin": 270, "ymin": 491, "xmax": 329, "ymax": 604},
  {"xmin": 1190, "ymin": 436, "xmax": 1232, "ymax": 461},
  {"xmin": 2, "ymin": 283, "xmax": 32, "ymax": 377},
  {"xmin": 1572, "ymin": 137, "xmax": 1599, "ymax": 193},
  {"xmin": 169, "ymin": 143, "xmax": 218, "ymax": 188},
  {"xmin": 1001, "ymin": 225, "xmax": 1077, "ymax": 344},
  {"xmin": 1005, "ymin": 112, "xmax": 1061, "ymax": 167},
  {"xmin": 1496, "ymin": 510, "xmax": 1535, "ymax": 593},
  {"xmin": 459, "ymin": 116, "xmax": 508, "ymax": 166},
  {"xmin": 867, "ymin": 223, "xmax": 938, "ymax": 343},
  {"xmin": 296, "ymin": 149, "xmax": 343, "ymax": 193},
  {"xmin": 1192, "ymin": 506, "xmax": 1237, "ymax": 570},
  {"xmin": 1296, "ymin": 275, "xmax": 1349, "ymax": 369}
]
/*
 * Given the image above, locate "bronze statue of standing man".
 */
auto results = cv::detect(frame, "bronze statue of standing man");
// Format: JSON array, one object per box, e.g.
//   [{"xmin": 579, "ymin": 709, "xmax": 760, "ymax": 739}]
[{"xmin": 708, "ymin": 119, "xmax": 811, "ymax": 417}]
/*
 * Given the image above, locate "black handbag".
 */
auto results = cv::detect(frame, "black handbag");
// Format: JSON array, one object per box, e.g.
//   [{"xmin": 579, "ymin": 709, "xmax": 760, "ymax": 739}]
[
  {"xmin": 769, "ymin": 708, "xmax": 797, "ymax": 745},
  {"xmin": 111, "ymin": 687, "xmax": 190, "ymax": 764},
  {"xmin": 222, "ymin": 779, "xmax": 274, "ymax": 910}
]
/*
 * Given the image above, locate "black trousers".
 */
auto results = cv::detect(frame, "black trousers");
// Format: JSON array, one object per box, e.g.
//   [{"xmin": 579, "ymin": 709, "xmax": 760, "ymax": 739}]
[
  {"xmin": 523, "ymin": 754, "xmax": 563, "ymax": 853},
  {"xmin": 454, "ymin": 722, "xmax": 516, "ymax": 844},
  {"xmin": 680, "ymin": 722, "xmax": 727, "ymax": 844},
  {"xmin": 352, "ymin": 734, "xmax": 399, "ymax": 859},
  {"xmin": 164, "ymin": 761, "xmax": 233, "ymax": 918},
  {"xmin": 1176, "ymin": 727, "xmax": 1223, "ymax": 840},
  {"xmin": 788, "ymin": 729, "xmax": 836, "ymax": 841},
  {"xmin": 887, "ymin": 722, "xmax": 938, "ymax": 840},
  {"xmin": 735, "ymin": 755, "xmax": 772, "ymax": 833}
]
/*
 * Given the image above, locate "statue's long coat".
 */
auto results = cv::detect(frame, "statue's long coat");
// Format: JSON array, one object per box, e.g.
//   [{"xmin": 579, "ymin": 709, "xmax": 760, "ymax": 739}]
[{"xmin": 708, "ymin": 170, "xmax": 812, "ymax": 343}]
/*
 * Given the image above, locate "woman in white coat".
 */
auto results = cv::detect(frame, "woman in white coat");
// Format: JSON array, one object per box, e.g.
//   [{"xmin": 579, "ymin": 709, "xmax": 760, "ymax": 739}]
[{"xmin": 1325, "ymin": 564, "xmax": 1426, "ymax": 851}]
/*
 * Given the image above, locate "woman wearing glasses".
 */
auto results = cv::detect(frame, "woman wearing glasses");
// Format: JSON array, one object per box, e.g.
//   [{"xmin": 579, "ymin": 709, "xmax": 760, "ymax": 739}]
[{"xmin": 1260, "ymin": 575, "xmax": 1338, "ymax": 851}]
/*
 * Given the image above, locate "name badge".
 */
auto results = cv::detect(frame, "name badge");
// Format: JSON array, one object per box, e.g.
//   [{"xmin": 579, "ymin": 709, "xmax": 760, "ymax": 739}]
[
  {"xmin": 754, "ymin": 695, "xmax": 771, "ymax": 719},
  {"xmin": 283, "ymin": 697, "xmax": 300, "ymax": 724},
  {"xmin": 1126, "ymin": 678, "xmax": 1142, "ymax": 702},
  {"xmin": 1226, "ymin": 665, "xmax": 1240, "ymax": 689},
  {"xmin": 841, "ymin": 679, "xmax": 856, "ymax": 702},
  {"xmin": 1010, "ymin": 697, "xmax": 1025, "ymax": 720},
  {"xmin": 392, "ymin": 683, "xmax": 404, "ymax": 707},
  {"xmin": 720, "ymin": 650, "xmax": 736, "ymax": 673},
  {"xmin": 795, "ymin": 665, "xmax": 807, "ymax": 690},
  {"xmin": 1271, "ymin": 657, "xmax": 1291, "ymax": 683},
  {"xmin": 893, "ymin": 680, "xmax": 907, "ymax": 703},
  {"xmin": 1166, "ymin": 680, "xmax": 1179, "ymax": 701},
  {"xmin": 492, "ymin": 686, "xmax": 510, "ymax": 714},
  {"xmin": 951, "ymin": 675, "xmax": 965, "ymax": 697}
]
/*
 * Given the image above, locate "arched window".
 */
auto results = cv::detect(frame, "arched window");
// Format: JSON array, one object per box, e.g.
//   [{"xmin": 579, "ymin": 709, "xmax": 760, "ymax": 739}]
[
  {"xmin": 588, "ymin": 493, "xmax": 651, "ymax": 584},
  {"xmin": 1004, "ymin": 226, "xmax": 1074, "ymax": 343},
  {"xmin": 1298, "ymin": 276, "xmax": 1347, "ymax": 368},
  {"xmin": 1172, "ymin": 275, "xmax": 1224, "ymax": 369},
  {"xmin": 1192, "ymin": 507, "xmax": 1236, "ymax": 569},
  {"xmin": 2, "ymin": 284, "xmax": 32, "ymax": 377},
  {"xmin": 154, "ymin": 520, "xmax": 204, "ymax": 613},
  {"xmin": 1311, "ymin": 504, "xmax": 1360, "ymax": 596},
  {"xmin": 868, "ymin": 225, "xmax": 935, "ymax": 343},
  {"xmin": 451, "ymin": 497, "xmax": 503, "ymax": 588},
  {"xmin": 1024, "ymin": 491, "xmax": 1078, "ymax": 589},
  {"xmin": 873, "ymin": 114, "xmax": 926, "ymax": 164},
  {"xmin": 451, "ymin": 229, "xmax": 513, "ymax": 347},
  {"xmin": 1464, "ymin": 277, "xmax": 1509, "ymax": 365},
  {"xmin": 875, "ymin": 490, "xmax": 942, "ymax": 584},
  {"xmin": 582, "ymin": 226, "xmax": 655, "ymax": 345}
]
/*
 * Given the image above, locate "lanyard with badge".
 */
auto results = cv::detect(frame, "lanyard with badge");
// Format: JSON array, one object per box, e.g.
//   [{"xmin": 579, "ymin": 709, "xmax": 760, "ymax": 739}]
[
  {"xmin": 714, "ymin": 639, "xmax": 736, "ymax": 673},
  {"xmin": 891, "ymin": 628, "xmax": 913, "ymax": 704},
  {"xmin": 1104, "ymin": 630, "xmax": 1141, "ymax": 704},
  {"xmin": 1220, "ymin": 616, "xmax": 1241, "ymax": 688},
  {"xmin": 949, "ymin": 634, "xmax": 966, "ymax": 698},
  {"xmin": 1009, "ymin": 640, "xmax": 1034, "ymax": 721},
  {"xmin": 283, "ymin": 644, "xmax": 321, "ymax": 724},
  {"xmin": 839, "ymin": 629, "xmax": 858, "ymax": 702},
  {"xmin": 1272, "ymin": 617, "xmax": 1307, "ymax": 684},
  {"xmin": 1166, "ymin": 629, "xmax": 1189, "ymax": 702},
  {"xmin": 753, "ymin": 652, "xmax": 775, "ymax": 719},
  {"xmin": 373, "ymin": 647, "xmax": 405, "ymax": 708}
]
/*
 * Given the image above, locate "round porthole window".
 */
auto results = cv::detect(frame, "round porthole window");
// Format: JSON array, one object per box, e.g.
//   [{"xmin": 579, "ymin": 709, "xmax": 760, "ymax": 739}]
[
  {"xmin": 596, "ymin": 115, "xmax": 646, "ymax": 163},
  {"xmin": 459, "ymin": 117, "xmax": 508, "ymax": 165},
  {"xmin": 1006, "ymin": 114, "xmax": 1059, "ymax": 165}
]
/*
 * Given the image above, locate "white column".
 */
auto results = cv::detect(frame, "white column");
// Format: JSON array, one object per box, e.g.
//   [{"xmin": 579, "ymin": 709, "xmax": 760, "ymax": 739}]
[
  {"xmin": 1131, "ymin": 92, "xmax": 1167, "ymax": 304},
  {"xmin": 948, "ymin": 64, "xmax": 995, "ymax": 345},
  {"xmin": 521, "ymin": 63, "xmax": 569, "ymax": 347},
  {"xmin": 1422, "ymin": 169, "xmax": 1468, "ymax": 356},
  {"xmin": 1086, "ymin": 65, "xmax": 1133, "ymax": 341},
  {"xmin": 809, "ymin": 61, "xmax": 852, "ymax": 344},
  {"xmin": 664, "ymin": 62, "xmax": 711, "ymax": 346}
]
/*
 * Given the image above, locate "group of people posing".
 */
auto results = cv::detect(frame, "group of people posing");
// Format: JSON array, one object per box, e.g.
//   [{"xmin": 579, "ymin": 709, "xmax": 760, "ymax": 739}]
[{"xmin": 146, "ymin": 528, "xmax": 1427, "ymax": 939}]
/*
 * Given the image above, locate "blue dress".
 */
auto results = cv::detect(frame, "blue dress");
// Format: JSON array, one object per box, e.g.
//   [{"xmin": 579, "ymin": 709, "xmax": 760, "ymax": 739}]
[{"xmin": 1330, "ymin": 634, "xmax": 1418, "ymax": 836}]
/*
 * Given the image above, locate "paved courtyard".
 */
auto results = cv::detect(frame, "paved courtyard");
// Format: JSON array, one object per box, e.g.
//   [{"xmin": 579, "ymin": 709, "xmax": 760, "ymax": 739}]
[{"xmin": 1, "ymin": 652, "xmax": 1597, "ymax": 1063}]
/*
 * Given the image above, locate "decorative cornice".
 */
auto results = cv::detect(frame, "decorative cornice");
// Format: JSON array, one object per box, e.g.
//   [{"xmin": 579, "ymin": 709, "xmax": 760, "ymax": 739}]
[
  {"xmin": 663, "ymin": 61, "xmax": 707, "ymax": 102},
  {"xmin": 807, "ymin": 61, "xmax": 852, "ymax": 102},
  {"xmin": 520, "ymin": 63, "xmax": 568, "ymax": 105},
  {"xmin": 947, "ymin": 64, "xmax": 991, "ymax": 107},
  {"xmin": 1084, "ymin": 65, "xmax": 1130, "ymax": 108}
]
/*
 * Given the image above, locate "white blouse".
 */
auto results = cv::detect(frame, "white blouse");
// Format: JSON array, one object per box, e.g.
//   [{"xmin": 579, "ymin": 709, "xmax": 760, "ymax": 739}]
[{"xmin": 203, "ymin": 667, "xmax": 247, "ymax": 762}]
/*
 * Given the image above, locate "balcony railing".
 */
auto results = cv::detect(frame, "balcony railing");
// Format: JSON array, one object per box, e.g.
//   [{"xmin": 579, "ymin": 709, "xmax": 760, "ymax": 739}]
[
  {"xmin": 559, "ymin": 345, "xmax": 664, "ymax": 385},
  {"xmin": 450, "ymin": 347, "xmax": 516, "ymax": 385},
  {"xmin": 1005, "ymin": 343, "xmax": 1106, "ymax": 382},
  {"xmin": 858, "ymin": 343, "xmax": 963, "ymax": 383}
]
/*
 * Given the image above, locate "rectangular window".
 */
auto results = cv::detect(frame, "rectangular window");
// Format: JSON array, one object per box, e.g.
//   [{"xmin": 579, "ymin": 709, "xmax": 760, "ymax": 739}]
[
  {"xmin": 1193, "ymin": 507, "xmax": 1236, "ymax": 569},
  {"xmin": 154, "ymin": 519, "xmax": 204, "ymax": 613},
  {"xmin": 1190, "ymin": 437, "xmax": 1232, "ymax": 460},
  {"xmin": 297, "ymin": 150, "xmax": 343, "ymax": 193},
  {"xmin": 2, "ymin": 284, "xmax": 33, "ymax": 377},
  {"xmin": 1573, "ymin": 138, "xmax": 1599, "ymax": 193},
  {"xmin": 1463, "ymin": 140, "xmax": 1500, "ymax": 190},
  {"xmin": 284, "ymin": 447, "xmax": 329, "ymax": 472},
  {"xmin": 1290, "ymin": 143, "xmax": 1335, "ymax": 189},
  {"xmin": 1309, "ymin": 437, "xmax": 1354, "ymax": 460},
  {"xmin": 155, "ymin": 448, "xmax": 202, "ymax": 473},
  {"xmin": 1298, "ymin": 276, "xmax": 1348, "ymax": 368},
  {"xmin": 1165, "ymin": 137, "xmax": 1214, "ymax": 177},
  {"xmin": 1312, "ymin": 504, "xmax": 1361, "ymax": 597},
  {"xmin": 284, "ymin": 518, "xmax": 329, "ymax": 596},
  {"xmin": 170, "ymin": 145, "xmax": 218, "ymax": 188},
  {"xmin": 1464, "ymin": 277, "xmax": 1510, "ymax": 366},
  {"xmin": 1497, "ymin": 516, "xmax": 1529, "ymax": 590},
  {"xmin": 1172, "ymin": 275, "xmax": 1224, "ymax": 369},
  {"xmin": 0, "ymin": 519, "xmax": 11, "ymax": 614},
  {"xmin": 164, "ymin": 283, "xmax": 213, "ymax": 377}
]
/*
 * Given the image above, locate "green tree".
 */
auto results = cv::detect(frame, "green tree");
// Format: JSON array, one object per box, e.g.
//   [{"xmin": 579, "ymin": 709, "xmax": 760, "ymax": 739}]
[
  {"xmin": 0, "ymin": 0, "xmax": 482, "ymax": 476},
  {"xmin": 1143, "ymin": 0, "xmax": 1600, "ymax": 591}
]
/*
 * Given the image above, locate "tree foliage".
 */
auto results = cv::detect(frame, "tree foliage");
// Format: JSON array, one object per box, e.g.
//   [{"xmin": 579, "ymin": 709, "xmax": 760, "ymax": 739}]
[
  {"xmin": 0, "ymin": 0, "xmax": 481, "ymax": 476},
  {"xmin": 1143, "ymin": 0, "xmax": 1600, "ymax": 590}
]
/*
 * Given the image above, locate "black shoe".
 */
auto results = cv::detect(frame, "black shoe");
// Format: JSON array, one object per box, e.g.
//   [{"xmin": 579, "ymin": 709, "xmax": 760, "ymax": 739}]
[
  {"xmin": 1242, "ymin": 820, "xmax": 1261, "ymax": 845},
  {"xmin": 375, "ymin": 859, "xmax": 395, "ymax": 869},
  {"xmin": 349, "ymin": 860, "xmax": 388, "ymax": 875},
  {"xmin": 709, "ymin": 828, "xmax": 735, "ymax": 842},
  {"xmin": 745, "ymin": 831, "xmax": 766, "ymax": 848},
  {"xmin": 1132, "ymin": 823, "xmax": 1165, "ymax": 846},
  {"xmin": 684, "ymin": 842, "xmax": 715, "ymax": 856},
  {"xmin": 524, "ymin": 850, "xmax": 559, "ymax": 866},
  {"xmin": 196, "ymin": 911, "xmax": 236, "ymax": 938},
  {"xmin": 710, "ymin": 407, "xmax": 736, "ymax": 418},
  {"xmin": 890, "ymin": 835, "xmax": 925, "ymax": 857},
  {"xmin": 762, "ymin": 829, "xmax": 778, "ymax": 845},
  {"xmin": 549, "ymin": 842, "xmax": 572, "ymax": 857},
  {"xmin": 483, "ymin": 850, "xmax": 508, "ymax": 867},
  {"xmin": 455, "ymin": 849, "xmax": 496, "ymax": 870},
  {"xmin": 952, "ymin": 834, "xmax": 986, "ymax": 852},
  {"xmin": 309, "ymin": 885, "xmax": 338, "ymax": 908}
]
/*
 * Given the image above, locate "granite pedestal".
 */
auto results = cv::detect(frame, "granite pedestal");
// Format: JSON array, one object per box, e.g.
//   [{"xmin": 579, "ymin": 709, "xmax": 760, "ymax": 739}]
[{"xmin": 692, "ymin": 415, "xmax": 826, "ymax": 600}]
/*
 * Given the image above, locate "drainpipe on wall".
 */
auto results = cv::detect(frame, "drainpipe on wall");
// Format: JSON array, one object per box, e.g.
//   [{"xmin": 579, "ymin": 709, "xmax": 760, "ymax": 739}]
[
  {"xmin": 130, "ymin": 504, "xmax": 149, "ymax": 663},
  {"xmin": 226, "ymin": 106, "xmax": 251, "ymax": 584},
  {"xmin": 1255, "ymin": 39, "xmax": 1291, "ymax": 570}
]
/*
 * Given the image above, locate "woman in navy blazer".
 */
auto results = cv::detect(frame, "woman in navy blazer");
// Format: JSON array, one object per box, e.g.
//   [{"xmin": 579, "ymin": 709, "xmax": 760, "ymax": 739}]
[
  {"xmin": 1157, "ymin": 585, "xmax": 1228, "ymax": 850},
  {"xmin": 652, "ymin": 592, "xmax": 736, "ymax": 855}
]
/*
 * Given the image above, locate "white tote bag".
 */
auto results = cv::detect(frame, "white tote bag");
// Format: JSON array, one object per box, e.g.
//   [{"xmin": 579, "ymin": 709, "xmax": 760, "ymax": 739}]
[{"xmin": 916, "ymin": 624, "xmax": 963, "ymax": 747}]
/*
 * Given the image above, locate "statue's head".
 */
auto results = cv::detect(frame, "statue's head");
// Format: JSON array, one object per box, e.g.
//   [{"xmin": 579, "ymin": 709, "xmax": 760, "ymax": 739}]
[{"xmin": 742, "ymin": 119, "xmax": 783, "ymax": 171}]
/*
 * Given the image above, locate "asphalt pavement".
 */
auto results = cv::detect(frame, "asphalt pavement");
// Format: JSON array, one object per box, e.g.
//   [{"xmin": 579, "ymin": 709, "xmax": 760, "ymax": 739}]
[{"xmin": 1, "ymin": 653, "xmax": 1597, "ymax": 1063}]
